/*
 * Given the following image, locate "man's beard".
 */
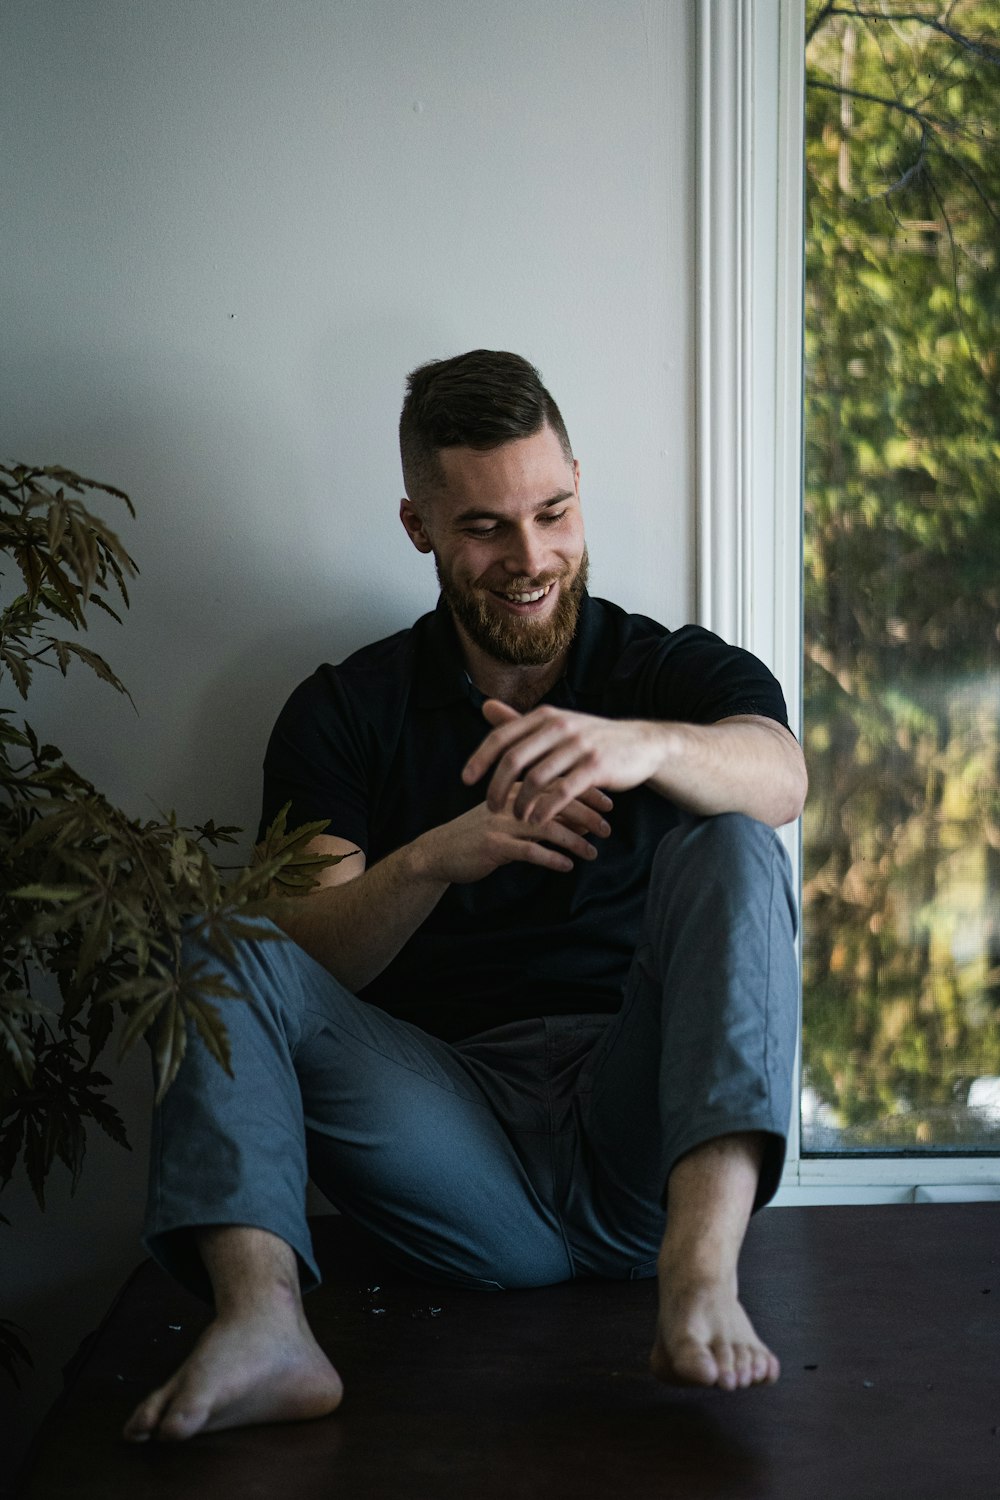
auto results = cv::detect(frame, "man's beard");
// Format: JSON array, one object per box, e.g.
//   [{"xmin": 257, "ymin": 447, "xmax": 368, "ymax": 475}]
[{"xmin": 437, "ymin": 548, "xmax": 589, "ymax": 667}]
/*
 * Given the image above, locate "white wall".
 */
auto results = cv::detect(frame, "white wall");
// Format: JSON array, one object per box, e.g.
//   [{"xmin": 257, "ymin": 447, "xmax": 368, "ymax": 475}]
[{"xmin": 0, "ymin": 0, "xmax": 694, "ymax": 1464}]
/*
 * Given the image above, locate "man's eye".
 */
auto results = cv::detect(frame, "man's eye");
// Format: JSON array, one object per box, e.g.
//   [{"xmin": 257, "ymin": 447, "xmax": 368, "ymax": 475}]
[
  {"xmin": 465, "ymin": 526, "xmax": 498, "ymax": 538},
  {"xmin": 540, "ymin": 511, "xmax": 566, "ymax": 525}
]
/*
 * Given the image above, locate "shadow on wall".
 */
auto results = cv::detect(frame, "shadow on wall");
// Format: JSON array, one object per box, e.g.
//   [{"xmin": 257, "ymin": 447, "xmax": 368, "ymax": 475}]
[{"xmin": 1, "ymin": 1039, "xmax": 153, "ymax": 1483}]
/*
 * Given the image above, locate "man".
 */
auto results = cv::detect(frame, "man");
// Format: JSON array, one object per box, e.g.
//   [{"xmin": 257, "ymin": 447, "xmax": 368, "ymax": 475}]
[{"xmin": 124, "ymin": 350, "xmax": 805, "ymax": 1443}]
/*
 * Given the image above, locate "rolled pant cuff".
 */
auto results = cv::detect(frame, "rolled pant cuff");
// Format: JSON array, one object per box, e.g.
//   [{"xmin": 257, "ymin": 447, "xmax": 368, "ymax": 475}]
[
  {"xmin": 661, "ymin": 1117, "xmax": 788, "ymax": 1214},
  {"xmin": 143, "ymin": 1211, "xmax": 321, "ymax": 1305}
]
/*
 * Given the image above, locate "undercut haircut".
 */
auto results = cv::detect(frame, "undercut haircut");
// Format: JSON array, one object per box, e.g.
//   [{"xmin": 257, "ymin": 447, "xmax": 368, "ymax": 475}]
[{"xmin": 399, "ymin": 349, "xmax": 573, "ymax": 502}]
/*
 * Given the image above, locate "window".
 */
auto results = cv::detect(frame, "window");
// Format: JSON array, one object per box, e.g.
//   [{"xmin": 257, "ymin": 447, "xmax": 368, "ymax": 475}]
[
  {"xmin": 696, "ymin": 0, "xmax": 1000, "ymax": 1193},
  {"xmin": 801, "ymin": 0, "xmax": 1000, "ymax": 1156}
]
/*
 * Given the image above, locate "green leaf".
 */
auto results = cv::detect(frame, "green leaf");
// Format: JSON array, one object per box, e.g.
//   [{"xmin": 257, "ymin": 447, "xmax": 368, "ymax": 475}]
[
  {"xmin": 0, "ymin": 713, "xmax": 30, "ymax": 750},
  {"xmin": 0, "ymin": 1116, "xmax": 26, "ymax": 1189},
  {"xmin": 0, "ymin": 644, "xmax": 31, "ymax": 699},
  {"xmin": 23, "ymin": 1115, "xmax": 49, "ymax": 1209},
  {"xmin": 86, "ymin": 593, "xmax": 124, "ymax": 625},
  {"xmin": 84, "ymin": 997, "xmax": 115, "ymax": 1065},
  {"xmin": 0, "ymin": 1010, "xmax": 35, "ymax": 1085},
  {"xmin": 185, "ymin": 994, "xmax": 234, "ymax": 1077},
  {"xmin": 0, "ymin": 992, "xmax": 49, "ymax": 1019},
  {"xmin": 8, "ymin": 884, "xmax": 90, "ymax": 903},
  {"xmin": 194, "ymin": 819, "xmax": 241, "ymax": 845},
  {"xmin": 52, "ymin": 1111, "xmax": 86, "ymax": 1193},
  {"xmin": 89, "ymin": 1097, "xmax": 129, "ymax": 1150},
  {"xmin": 153, "ymin": 999, "xmax": 188, "ymax": 1103},
  {"xmin": 45, "ymin": 640, "xmax": 134, "ymax": 704},
  {"xmin": 114, "ymin": 985, "xmax": 173, "ymax": 1060}
]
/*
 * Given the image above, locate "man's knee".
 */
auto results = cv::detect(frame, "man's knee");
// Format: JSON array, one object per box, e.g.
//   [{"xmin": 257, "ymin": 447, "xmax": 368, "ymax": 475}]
[
  {"xmin": 653, "ymin": 811, "xmax": 786, "ymax": 879},
  {"xmin": 178, "ymin": 914, "xmax": 315, "ymax": 1042},
  {"xmin": 647, "ymin": 813, "xmax": 796, "ymax": 942},
  {"xmin": 180, "ymin": 914, "xmax": 284, "ymax": 984}
]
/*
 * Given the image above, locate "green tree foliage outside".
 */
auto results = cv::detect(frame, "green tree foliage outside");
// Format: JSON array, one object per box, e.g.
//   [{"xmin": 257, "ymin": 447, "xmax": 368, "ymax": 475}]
[{"xmin": 803, "ymin": 2, "xmax": 1000, "ymax": 1148}]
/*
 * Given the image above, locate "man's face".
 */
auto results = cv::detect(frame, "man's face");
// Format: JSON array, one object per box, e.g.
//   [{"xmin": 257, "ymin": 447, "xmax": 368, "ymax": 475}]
[{"xmin": 400, "ymin": 424, "xmax": 588, "ymax": 667}]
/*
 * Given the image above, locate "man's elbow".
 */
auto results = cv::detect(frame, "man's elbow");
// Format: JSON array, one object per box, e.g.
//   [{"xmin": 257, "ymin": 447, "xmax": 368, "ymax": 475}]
[{"xmin": 777, "ymin": 754, "xmax": 808, "ymax": 827}]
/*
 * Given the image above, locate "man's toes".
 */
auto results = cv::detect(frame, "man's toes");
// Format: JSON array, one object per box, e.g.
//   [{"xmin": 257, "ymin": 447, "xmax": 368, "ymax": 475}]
[
  {"xmin": 712, "ymin": 1341, "xmax": 738, "ymax": 1391},
  {"xmin": 683, "ymin": 1343, "xmax": 719, "ymax": 1385},
  {"xmin": 746, "ymin": 1347, "xmax": 765, "ymax": 1384},
  {"xmin": 651, "ymin": 1335, "xmax": 716, "ymax": 1386},
  {"xmin": 156, "ymin": 1396, "xmax": 213, "ymax": 1442},
  {"xmin": 123, "ymin": 1384, "xmax": 174, "ymax": 1443},
  {"xmin": 673, "ymin": 1332, "xmax": 722, "ymax": 1385},
  {"xmin": 732, "ymin": 1344, "xmax": 756, "ymax": 1388}
]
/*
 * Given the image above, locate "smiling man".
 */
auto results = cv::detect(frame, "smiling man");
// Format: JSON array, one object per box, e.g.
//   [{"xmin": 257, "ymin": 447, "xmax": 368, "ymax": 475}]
[{"xmin": 125, "ymin": 350, "xmax": 806, "ymax": 1444}]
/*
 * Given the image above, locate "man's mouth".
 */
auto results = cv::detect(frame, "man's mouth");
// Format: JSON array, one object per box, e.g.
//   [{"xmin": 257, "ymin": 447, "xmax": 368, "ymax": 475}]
[{"xmin": 490, "ymin": 584, "xmax": 553, "ymax": 605}]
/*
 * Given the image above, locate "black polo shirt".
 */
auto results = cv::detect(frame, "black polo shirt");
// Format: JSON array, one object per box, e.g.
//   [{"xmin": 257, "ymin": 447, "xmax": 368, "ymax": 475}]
[{"xmin": 260, "ymin": 594, "xmax": 788, "ymax": 1041}]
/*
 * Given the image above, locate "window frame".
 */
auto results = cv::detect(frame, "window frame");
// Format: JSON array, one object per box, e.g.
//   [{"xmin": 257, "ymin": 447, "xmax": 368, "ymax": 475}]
[{"xmin": 694, "ymin": 0, "xmax": 1000, "ymax": 1202}]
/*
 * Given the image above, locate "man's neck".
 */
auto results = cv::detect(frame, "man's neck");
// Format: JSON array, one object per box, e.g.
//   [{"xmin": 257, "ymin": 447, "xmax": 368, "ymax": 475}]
[{"xmin": 454, "ymin": 621, "xmax": 569, "ymax": 713}]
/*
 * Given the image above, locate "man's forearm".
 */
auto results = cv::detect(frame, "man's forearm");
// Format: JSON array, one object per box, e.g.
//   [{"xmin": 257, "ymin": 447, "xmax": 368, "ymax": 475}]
[
  {"xmin": 262, "ymin": 788, "xmax": 608, "ymax": 992},
  {"xmin": 643, "ymin": 716, "xmax": 807, "ymax": 828},
  {"xmin": 266, "ymin": 838, "xmax": 447, "ymax": 993},
  {"xmin": 468, "ymin": 702, "xmax": 807, "ymax": 830}
]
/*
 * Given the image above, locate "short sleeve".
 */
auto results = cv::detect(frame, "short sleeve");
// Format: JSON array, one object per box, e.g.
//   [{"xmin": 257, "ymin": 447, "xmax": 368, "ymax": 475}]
[
  {"xmin": 620, "ymin": 624, "xmax": 790, "ymax": 728},
  {"xmin": 258, "ymin": 668, "xmax": 371, "ymax": 849}
]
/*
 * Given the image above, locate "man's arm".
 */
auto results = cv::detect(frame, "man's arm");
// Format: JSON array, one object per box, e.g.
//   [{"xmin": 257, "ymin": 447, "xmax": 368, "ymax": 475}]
[
  {"xmin": 265, "ymin": 785, "xmax": 612, "ymax": 991},
  {"xmin": 462, "ymin": 701, "xmax": 807, "ymax": 830}
]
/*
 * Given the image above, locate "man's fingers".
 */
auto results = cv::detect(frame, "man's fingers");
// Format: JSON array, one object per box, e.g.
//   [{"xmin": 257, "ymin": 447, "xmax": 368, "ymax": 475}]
[
  {"xmin": 492, "ymin": 727, "xmax": 582, "ymax": 811},
  {"xmin": 530, "ymin": 805, "xmax": 605, "ymax": 861},
  {"xmin": 512, "ymin": 742, "xmax": 599, "ymax": 818},
  {"xmin": 481, "ymin": 698, "xmax": 520, "ymax": 727},
  {"xmin": 503, "ymin": 782, "xmax": 609, "ymax": 837},
  {"xmin": 465, "ymin": 705, "xmax": 615, "ymax": 823},
  {"xmin": 524, "ymin": 822, "xmax": 597, "ymax": 865},
  {"xmin": 496, "ymin": 827, "xmax": 588, "ymax": 874},
  {"xmin": 463, "ymin": 700, "xmax": 532, "ymax": 787},
  {"xmin": 514, "ymin": 843, "xmax": 575, "ymax": 873},
  {"xmin": 556, "ymin": 800, "xmax": 611, "ymax": 838},
  {"xmin": 527, "ymin": 767, "xmax": 604, "ymax": 826},
  {"xmin": 497, "ymin": 805, "xmax": 599, "ymax": 866},
  {"xmin": 579, "ymin": 786, "xmax": 614, "ymax": 814}
]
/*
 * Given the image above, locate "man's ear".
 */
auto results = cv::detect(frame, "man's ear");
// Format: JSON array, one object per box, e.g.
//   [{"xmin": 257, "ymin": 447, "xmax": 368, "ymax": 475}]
[{"xmin": 400, "ymin": 497, "xmax": 434, "ymax": 555}]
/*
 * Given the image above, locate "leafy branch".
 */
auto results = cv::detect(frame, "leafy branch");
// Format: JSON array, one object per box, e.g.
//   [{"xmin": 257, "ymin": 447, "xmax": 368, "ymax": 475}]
[
  {"xmin": 1, "ymin": 465, "xmax": 351, "ymax": 1229},
  {"xmin": 819, "ymin": 7, "xmax": 1000, "ymax": 67},
  {"xmin": 806, "ymin": 76, "xmax": 980, "ymax": 139}
]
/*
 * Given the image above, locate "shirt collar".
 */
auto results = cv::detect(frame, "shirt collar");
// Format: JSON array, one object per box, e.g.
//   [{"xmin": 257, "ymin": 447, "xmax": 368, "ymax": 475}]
[{"xmin": 412, "ymin": 591, "xmax": 608, "ymax": 711}]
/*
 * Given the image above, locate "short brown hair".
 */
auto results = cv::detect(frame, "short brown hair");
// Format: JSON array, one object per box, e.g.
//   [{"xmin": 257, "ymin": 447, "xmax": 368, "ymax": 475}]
[{"xmin": 399, "ymin": 349, "xmax": 573, "ymax": 500}]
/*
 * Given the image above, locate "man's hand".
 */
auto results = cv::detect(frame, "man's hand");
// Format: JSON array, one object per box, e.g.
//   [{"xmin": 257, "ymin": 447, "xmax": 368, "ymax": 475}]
[
  {"xmin": 415, "ymin": 779, "xmax": 612, "ymax": 885},
  {"xmin": 270, "ymin": 774, "xmax": 611, "ymax": 994},
  {"xmin": 463, "ymin": 699, "xmax": 809, "ymax": 830},
  {"xmin": 462, "ymin": 700, "xmax": 658, "ymax": 822}
]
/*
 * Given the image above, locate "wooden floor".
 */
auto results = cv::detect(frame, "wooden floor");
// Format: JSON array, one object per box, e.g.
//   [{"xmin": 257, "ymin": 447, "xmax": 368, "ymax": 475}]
[{"xmin": 17, "ymin": 1204, "xmax": 1000, "ymax": 1499}]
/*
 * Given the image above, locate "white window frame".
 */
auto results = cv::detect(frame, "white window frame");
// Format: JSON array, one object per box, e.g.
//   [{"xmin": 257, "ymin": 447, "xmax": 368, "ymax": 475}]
[{"xmin": 694, "ymin": 0, "xmax": 1000, "ymax": 1204}]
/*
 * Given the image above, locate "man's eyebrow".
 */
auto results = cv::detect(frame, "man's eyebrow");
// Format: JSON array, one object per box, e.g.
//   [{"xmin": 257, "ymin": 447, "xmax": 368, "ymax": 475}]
[{"xmin": 452, "ymin": 491, "xmax": 574, "ymax": 524}]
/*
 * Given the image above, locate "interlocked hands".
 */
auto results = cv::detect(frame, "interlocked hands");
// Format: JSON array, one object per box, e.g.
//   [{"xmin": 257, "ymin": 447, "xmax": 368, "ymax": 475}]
[
  {"xmin": 462, "ymin": 699, "xmax": 663, "ymax": 823},
  {"xmin": 418, "ymin": 778, "xmax": 612, "ymax": 885}
]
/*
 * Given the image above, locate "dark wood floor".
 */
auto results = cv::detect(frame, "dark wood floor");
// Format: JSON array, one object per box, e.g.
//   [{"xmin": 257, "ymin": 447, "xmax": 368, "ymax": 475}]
[{"xmin": 17, "ymin": 1204, "xmax": 1000, "ymax": 1499}]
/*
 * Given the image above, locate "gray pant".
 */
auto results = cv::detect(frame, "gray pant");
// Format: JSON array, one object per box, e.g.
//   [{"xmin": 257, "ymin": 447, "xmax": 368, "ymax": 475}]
[{"xmin": 144, "ymin": 813, "xmax": 798, "ymax": 1300}]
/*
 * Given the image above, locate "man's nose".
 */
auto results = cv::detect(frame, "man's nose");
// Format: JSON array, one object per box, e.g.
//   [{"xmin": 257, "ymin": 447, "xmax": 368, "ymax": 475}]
[{"xmin": 503, "ymin": 526, "xmax": 547, "ymax": 580}]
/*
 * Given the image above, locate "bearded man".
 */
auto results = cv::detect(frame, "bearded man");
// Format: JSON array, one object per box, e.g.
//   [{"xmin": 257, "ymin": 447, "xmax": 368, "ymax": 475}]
[{"xmin": 125, "ymin": 349, "xmax": 806, "ymax": 1443}]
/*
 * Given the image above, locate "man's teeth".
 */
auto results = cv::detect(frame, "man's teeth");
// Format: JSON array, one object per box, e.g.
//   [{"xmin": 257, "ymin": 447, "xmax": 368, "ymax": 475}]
[{"xmin": 498, "ymin": 585, "xmax": 551, "ymax": 603}]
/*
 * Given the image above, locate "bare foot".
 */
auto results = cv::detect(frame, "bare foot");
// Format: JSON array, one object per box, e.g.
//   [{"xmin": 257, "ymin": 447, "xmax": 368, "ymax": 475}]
[
  {"xmin": 650, "ymin": 1275, "xmax": 780, "ymax": 1392},
  {"xmin": 122, "ymin": 1296, "xmax": 343, "ymax": 1442}
]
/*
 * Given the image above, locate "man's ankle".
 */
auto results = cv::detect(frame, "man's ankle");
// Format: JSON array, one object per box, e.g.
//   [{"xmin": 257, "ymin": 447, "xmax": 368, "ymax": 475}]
[
  {"xmin": 658, "ymin": 1131, "xmax": 766, "ymax": 1283},
  {"xmin": 197, "ymin": 1225, "xmax": 304, "ymax": 1315}
]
